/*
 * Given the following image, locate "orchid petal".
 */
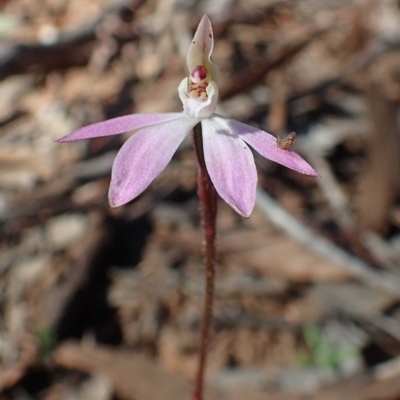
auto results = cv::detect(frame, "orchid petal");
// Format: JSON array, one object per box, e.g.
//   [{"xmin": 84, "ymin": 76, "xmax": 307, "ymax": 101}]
[
  {"xmin": 57, "ymin": 113, "xmax": 183, "ymax": 142},
  {"xmin": 178, "ymin": 78, "xmax": 218, "ymax": 118},
  {"xmin": 187, "ymin": 15, "xmax": 219, "ymax": 81},
  {"xmin": 109, "ymin": 116, "xmax": 198, "ymax": 207},
  {"xmin": 214, "ymin": 117, "xmax": 318, "ymax": 176},
  {"xmin": 201, "ymin": 118, "xmax": 257, "ymax": 218}
]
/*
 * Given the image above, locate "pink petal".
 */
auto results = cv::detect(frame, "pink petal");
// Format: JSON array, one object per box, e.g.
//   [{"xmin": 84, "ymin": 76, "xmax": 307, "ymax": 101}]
[
  {"xmin": 57, "ymin": 113, "xmax": 183, "ymax": 142},
  {"xmin": 201, "ymin": 118, "xmax": 257, "ymax": 218},
  {"xmin": 109, "ymin": 116, "xmax": 198, "ymax": 207},
  {"xmin": 214, "ymin": 117, "xmax": 318, "ymax": 176}
]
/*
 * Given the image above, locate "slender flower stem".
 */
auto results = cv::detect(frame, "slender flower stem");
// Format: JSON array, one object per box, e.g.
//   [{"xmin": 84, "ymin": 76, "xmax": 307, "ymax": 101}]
[{"xmin": 192, "ymin": 123, "xmax": 218, "ymax": 400}]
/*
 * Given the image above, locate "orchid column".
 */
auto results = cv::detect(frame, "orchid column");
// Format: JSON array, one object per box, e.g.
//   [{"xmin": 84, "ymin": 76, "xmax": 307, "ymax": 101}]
[{"xmin": 58, "ymin": 15, "xmax": 317, "ymax": 400}]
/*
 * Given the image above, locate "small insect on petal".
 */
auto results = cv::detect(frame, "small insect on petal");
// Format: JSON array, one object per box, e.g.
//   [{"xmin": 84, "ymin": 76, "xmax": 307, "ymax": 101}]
[{"xmin": 277, "ymin": 131, "xmax": 296, "ymax": 150}]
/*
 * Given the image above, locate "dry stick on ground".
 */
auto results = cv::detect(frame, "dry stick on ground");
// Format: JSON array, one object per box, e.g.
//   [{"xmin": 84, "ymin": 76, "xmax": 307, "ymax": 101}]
[
  {"xmin": 0, "ymin": 0, "xmax": 144, "ymax": 80},
  {"xmin": 255, "ymin": 188, "xmax": 400, "ymax": 296},
  {"xmin": 296, "ymin": 119, "xmax": 368, "ymax": 230},
  {"xmin": 2, "ymin": 151, "xmax": 117, "ymax": 226},
  {"xmin": 265, "ymin": 70, "xmax": 288, "ymax": 135},
  {"xmin": 54, "ymin": 342, "xmax": 272, "ymax": 400},
  {"xmin": 361, "ymin": 231, "xmax": 400, "ymax": 273},
  {"xmin": 219, "ymin": 27, "xmax": 327, "ymax": 101},
  {"xmin": 355, "ymin": 52, "xmax": 400, "ymax": 234},
  {"xmin": 54, "ymin": 341, "xmax": 400, "ymax": 400}
]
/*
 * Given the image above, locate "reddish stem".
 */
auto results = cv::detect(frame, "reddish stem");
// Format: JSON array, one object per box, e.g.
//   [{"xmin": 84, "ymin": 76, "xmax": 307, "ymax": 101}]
[{"xmin": 192, "ymin": 123, "xmax": 218, "ymax": 400}]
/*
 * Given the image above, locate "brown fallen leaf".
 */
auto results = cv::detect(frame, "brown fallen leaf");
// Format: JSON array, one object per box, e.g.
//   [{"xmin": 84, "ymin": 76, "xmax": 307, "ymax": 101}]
[
  {"xmin": 53, "ymin": 341, "xmax": 400, "ymax": 400},
  {"xmin": 53, "ymin": 342, "xmax": 277, "ymax": 400}
]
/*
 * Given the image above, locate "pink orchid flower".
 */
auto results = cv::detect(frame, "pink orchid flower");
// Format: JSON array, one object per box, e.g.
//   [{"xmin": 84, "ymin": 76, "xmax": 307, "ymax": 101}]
[{"xmin": 58, "ymin": 15, "xmax": 317, "ymax": 218}]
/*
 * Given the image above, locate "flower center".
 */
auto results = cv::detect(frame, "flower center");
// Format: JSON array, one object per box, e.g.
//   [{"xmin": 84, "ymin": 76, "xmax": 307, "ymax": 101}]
[{"xmin": 189, "ymin": 65, "xmax": 208, "ymax": 100}]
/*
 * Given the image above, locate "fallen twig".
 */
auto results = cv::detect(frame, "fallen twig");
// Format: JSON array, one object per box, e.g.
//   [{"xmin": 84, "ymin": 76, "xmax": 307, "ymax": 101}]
[
  {"xmin": 255, "ymin": 188, "xmax": 400, "ymax": 295},
  {"xmin": 0, "ymin": 0, "xmax": 144, "ymax": 80}
]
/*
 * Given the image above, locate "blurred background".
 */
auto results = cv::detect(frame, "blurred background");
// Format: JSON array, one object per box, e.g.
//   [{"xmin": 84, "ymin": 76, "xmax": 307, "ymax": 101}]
[{"xmin": 2, "ymin": 0, "xmax": 400, "ymax": 399}]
